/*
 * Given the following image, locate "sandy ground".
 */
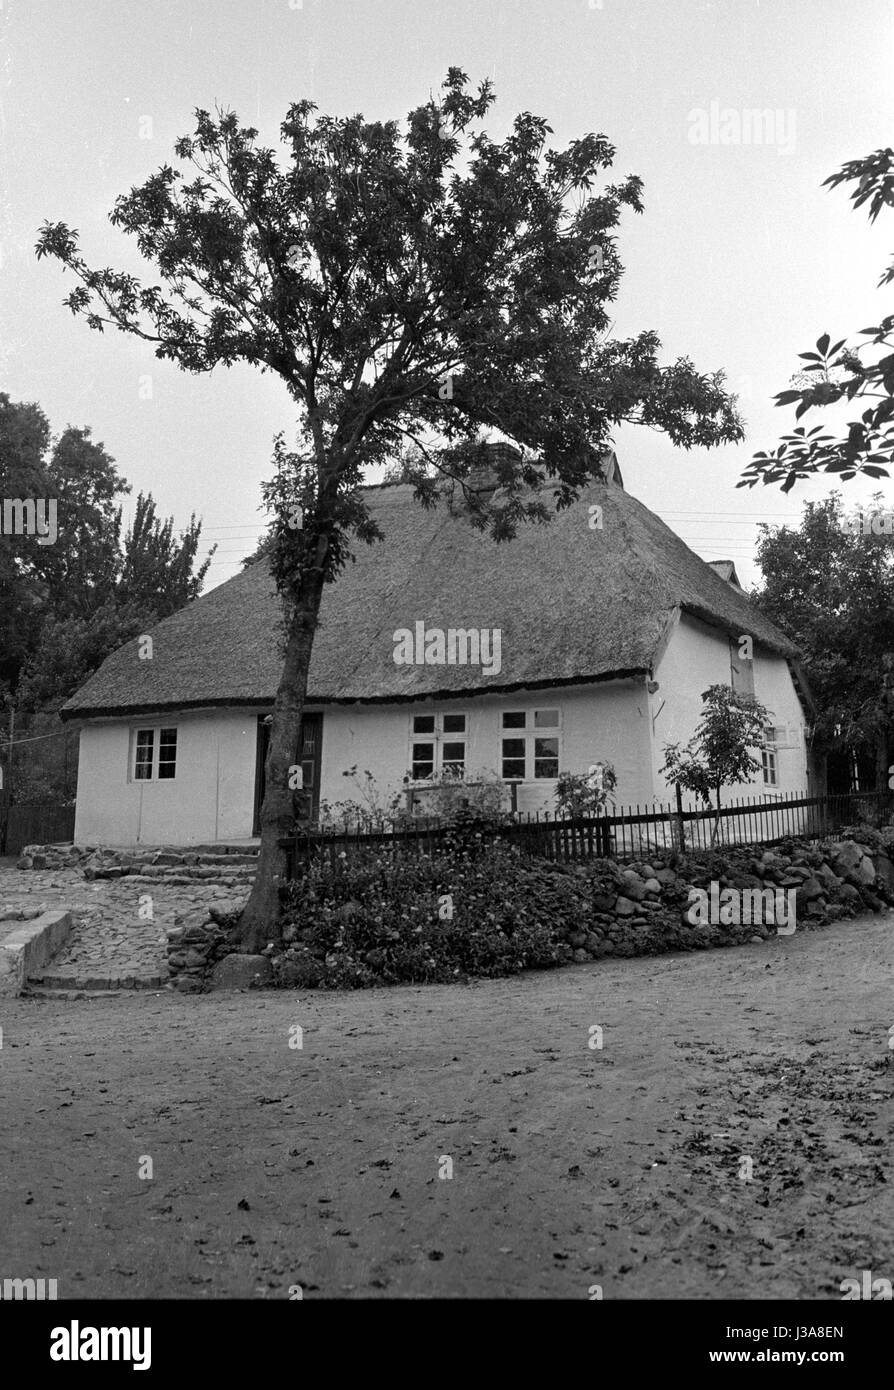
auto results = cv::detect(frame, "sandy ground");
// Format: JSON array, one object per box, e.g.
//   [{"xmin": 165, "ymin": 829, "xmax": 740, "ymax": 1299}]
[{"xmin": 1, "ymin": 912, "xmax": 892, "ymax": 1299}]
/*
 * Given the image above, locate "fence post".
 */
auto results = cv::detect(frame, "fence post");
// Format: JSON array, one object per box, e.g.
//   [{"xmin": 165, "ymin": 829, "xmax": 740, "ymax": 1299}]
[{"xmin": 674, "ymin": 783, "xmax": 686, "ymax": 853}]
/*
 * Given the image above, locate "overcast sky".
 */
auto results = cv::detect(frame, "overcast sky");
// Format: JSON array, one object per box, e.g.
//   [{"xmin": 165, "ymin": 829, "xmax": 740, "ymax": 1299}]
[{"xmin": 3, "ymin": 0, "xmax": 893, "ymax": 589}]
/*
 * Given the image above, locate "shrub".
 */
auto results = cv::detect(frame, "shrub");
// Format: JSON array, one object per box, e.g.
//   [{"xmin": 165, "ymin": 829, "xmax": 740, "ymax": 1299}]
[{"xmin": 274, "ymin": 835, "xmax": 587, "ymax": 988}]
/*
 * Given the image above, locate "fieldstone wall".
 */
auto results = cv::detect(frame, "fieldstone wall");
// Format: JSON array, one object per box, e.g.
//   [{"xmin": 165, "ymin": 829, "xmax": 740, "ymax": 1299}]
[{"xmin": 545, "ymin": 835, "xmax": 893, "ymax": 965}]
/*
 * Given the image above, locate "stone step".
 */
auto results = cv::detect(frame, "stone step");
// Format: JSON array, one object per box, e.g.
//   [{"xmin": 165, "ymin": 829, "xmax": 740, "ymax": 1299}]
[
  {"xmin": 27, "ymin": 971, "xmax": 166, "ymax": 991},
  {"xmin": 25, "ymin": 983, "xmax": 168, "ymax": 999}
]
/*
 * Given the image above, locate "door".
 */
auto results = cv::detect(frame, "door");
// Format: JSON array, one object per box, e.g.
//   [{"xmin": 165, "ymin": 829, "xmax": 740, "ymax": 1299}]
[{"xmin": 252, "ymin": 712, "xmax": 324, "ymax": 835}]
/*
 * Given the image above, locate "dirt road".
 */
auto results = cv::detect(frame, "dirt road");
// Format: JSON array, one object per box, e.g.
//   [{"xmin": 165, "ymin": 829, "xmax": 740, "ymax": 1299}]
[{"xmin": 1, "ymin": 914, "xmax": 892, "ymax": 1298}]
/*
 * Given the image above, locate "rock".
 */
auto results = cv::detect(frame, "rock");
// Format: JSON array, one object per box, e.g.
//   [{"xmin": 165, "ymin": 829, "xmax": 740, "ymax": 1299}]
[
  {"xmin": 860, "ymin": 889, "xmax": 884, "ymax": 913},
  {"xmin": 749, "ymin": 935, "xmax": 764, "ymax": 944},
  {"xmin": 655, "ymin": 867, "xmax": 677, "ymax": 886},
  {"xmin": 817, "ymin": 862, "xmax": 842, "ymax": 889},
  {"xmin": 208, "ymin": 898, "xmax": 248, "ymax": 925},
  {"xmin": 568, "ymin": 930, "xmax": 588, "ymax": 949},
  {"xmin": 614, "ymin": 897, "xmax": 636, "ymax": 917},
  {"xmin": 874, "ymin": 853, "xmax": 894, "ymax": 894},
  {"xmin": 209, "ymin": 953, "xmax": 273, "ymax": 990},
  {"xmin": 572, "ymin": 949, "xmax": 590, "ymax": 963},
  {"xmin": 795, "ymin": 876, "xmax": 825, "ymax": 906},
  {"xmin": 619, "ymin": 871, "xmax": 646, "ymax": 901},
  {"xmin": 16, "ymin": 855, "xmax": 33, "ymax": 870},
  {"xmin": 173, "ymin": 975, "xmax": 204, "ymax": 993},
  {"xmin": 592, "ymin": 892, "xmax": 615, "ymax": 913},
  {"xmin": 731, "ymin": 872, "xmax": 763, "ymax": 890},
  {"xmin": 642, "ymin": 877, "xmax": 661, "ymax": 895},
  {"xmin": 831, "ymin": 839, "xmax": 876, "ymax": 884},
  {"xmin": 838, "ymin": 883, "xmax": 861, "ymax": 903},
  {"xmin": 585, "ymin": 932, "xmax": 603, "ymax": 952}
]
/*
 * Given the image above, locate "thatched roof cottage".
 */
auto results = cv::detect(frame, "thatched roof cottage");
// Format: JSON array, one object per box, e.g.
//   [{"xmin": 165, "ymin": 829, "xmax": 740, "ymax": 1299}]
[{"xmin": 62, "ymin": 451, "xmax": 815, "ymax": 845}]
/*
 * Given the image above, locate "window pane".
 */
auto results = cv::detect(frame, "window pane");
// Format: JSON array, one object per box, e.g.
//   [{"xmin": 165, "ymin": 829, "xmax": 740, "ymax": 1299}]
[
  {"xmin": 502, "ymin": 758, "xmax": 525, "ymax": 780},
  {"xmin": 502, "ymin": 711, "xmax": 525, "ymax": 729},
  {"xmin": 442, "ymin": 742, "xmax": 465, "ymax": 763},
  {"xmin": 412, "ymin": 761, "xmax": 434, "ymax": 780},
  {"xmin": 413, "ymin": 715, "xmax": 435, "ymax": 734},
  {"xmin": 442, "ymin": 713, "xmax": 466, "ymax": 733},
  {"xmin": 134, "ymin": 730, "xmax": 154, "ymax": 780},
  {"xmin": 534, "ymin": 737, "xmax": 559, "ymax": 780},
  {"xmin": 158, "ymin": 728, "xmax": 177, "ymax": 779},
  {"xmin": 534, "ymin": 709, "xmax": 559, "ymax": 728},
  {"xmin": 412, "ymin": 741, "xmax": 434, "ymax": 761},
  {"xmin": 501, "ymin": 738, "xmax": 525, "ymax": 759}
]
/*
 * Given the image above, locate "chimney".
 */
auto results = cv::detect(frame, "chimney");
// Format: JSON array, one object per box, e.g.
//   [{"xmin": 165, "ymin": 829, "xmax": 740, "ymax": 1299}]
[{"xmin": 467, "ymin": 441, "xmax": 522, "ymax": 499}]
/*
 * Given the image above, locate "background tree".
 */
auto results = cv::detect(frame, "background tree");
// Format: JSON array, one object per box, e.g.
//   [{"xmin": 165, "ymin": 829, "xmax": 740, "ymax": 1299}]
[
  {"xmin": 37, "ymin": 71, "xmax": 744, "ymax": 949},
  {"xmin": 0, "ymin": 393, "xmax": 213, "ymax": 821},
  {"xmin": 741, "ymin": 147, "xmax": 894, "ymax": 492},
  {"xmin": 661, "ymin": 685, "xmax": 771, "ymax": 845},
  {"xmin": 752, "ymin": 492, "xmax": 894, "ymax": 792}
]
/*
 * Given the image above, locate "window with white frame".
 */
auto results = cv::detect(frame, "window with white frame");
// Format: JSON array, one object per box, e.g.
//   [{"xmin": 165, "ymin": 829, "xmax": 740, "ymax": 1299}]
[
  {"xmin": 761, "ymin": 726, "xmax": 778, "ymax": 786},
  {"xmin": 132, "ymin": 726, "xmax": 178, "ymax": 781},
  {"xmin": 410, "ymin": 712, "xmax": 467, "ymax": 780},
  {"xmin": 500, "ymin": 708, "xmax": 560, "ymax": 780}
]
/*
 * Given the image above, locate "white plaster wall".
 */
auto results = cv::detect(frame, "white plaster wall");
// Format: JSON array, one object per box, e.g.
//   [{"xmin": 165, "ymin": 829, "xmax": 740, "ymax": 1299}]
[
  {"xmin": 651, "ymin": 612, "xmax": 810, "ymax": 810},
  {"xmin": 73, "ymin": 708, "xmax": 259, "ymax": 846},
  {"xmin": 318, "ymin": 680, "xmax": 654, "ymax": 817}
]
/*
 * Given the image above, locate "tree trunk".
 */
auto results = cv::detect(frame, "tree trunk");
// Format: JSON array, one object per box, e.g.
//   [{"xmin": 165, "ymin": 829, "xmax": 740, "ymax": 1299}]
[{"xmin": 236, "ymin": 568, "xmax": 326, "ymax": 954}]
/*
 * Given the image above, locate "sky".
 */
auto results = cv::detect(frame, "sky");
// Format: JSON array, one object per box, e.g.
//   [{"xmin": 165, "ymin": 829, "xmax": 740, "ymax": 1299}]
[{"xmin": 2, "ymin": 0, "xmax": 893, "ymax": 590}]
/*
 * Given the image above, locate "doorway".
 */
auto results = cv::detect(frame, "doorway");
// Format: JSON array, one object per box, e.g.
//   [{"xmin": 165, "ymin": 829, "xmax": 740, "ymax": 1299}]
[{"xmin": 253, "ymin": 712, "xmax": 323, "ymax": 835}]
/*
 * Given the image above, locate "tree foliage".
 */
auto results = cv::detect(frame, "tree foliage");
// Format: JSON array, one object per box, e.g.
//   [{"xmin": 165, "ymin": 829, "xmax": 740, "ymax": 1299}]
[
  {"xmin": 0, "ymin": 393, "xmax": 213, "ymax": 715},
  {"xmin": 741, "ymin": 148, "xmax": 894, "ymax": 491},
  {"xmin": 752, "ymin": 492, "xmax": 894, "ymax": 784},
  {"xmin": 661, "ymin": 684, "xmax": 771, "ymax": 843}
]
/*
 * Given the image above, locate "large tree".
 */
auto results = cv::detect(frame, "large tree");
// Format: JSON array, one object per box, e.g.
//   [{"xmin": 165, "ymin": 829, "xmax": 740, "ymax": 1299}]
[
  {"xmin": 37, "ymin": 71, "xmax": 743, "ymax": 949},
  {"xmin": 740, "ymin": 147, "xmax": 894, "ymax": 492},
  {"xmin": 752, "ymin": 492, "xmax": 894, "ymax": 791}
]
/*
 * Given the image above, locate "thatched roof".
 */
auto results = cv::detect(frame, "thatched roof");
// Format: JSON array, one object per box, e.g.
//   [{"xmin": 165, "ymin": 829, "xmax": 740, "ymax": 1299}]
[{"xmin": 62, "ymin": 475, "xmax": 798, "ymax": 718}]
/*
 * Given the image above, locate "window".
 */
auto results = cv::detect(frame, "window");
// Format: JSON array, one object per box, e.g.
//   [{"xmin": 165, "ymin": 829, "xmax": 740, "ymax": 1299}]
[
  {"xmin": 132, "ymin": 726, "xmax": 177, "ymax": 781},
  {"xmin": 501, "ymin": 709, "xmax": 561, "ymax": 780},
  {"xmin": 762, "ymin": 727, "xmax": 778, "ymax": 787},
  {"xmin": 410, "ymin": 712, "xmax": 467, "ymax": 779}
]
